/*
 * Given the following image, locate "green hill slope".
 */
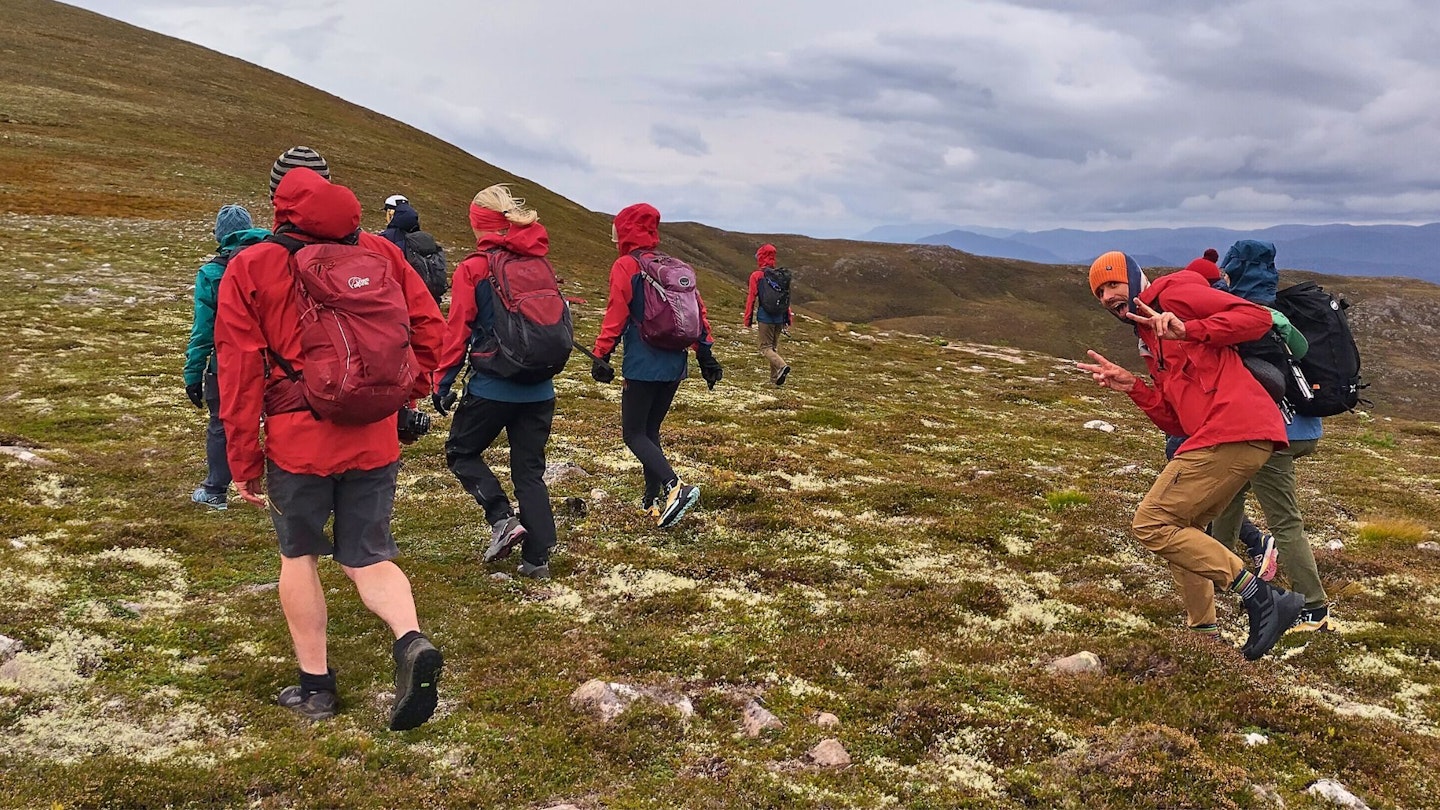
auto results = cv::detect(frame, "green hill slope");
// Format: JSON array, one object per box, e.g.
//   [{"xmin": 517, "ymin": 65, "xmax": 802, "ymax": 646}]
[{"xmin": 3, "ymin": 3, "xmax": 1440, "ymax": 809}]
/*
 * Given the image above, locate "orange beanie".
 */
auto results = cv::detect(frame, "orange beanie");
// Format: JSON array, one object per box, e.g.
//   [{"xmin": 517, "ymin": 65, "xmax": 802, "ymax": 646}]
[{"xmin": 1088, "ymin": 251, "xmax": 1130, "ymax": 297}]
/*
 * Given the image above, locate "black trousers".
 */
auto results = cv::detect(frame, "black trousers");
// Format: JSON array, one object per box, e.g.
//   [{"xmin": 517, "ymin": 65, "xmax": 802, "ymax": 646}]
[
  {"xmin": 445, "ymin": 396, "xmax": 556, "ymax": 566},
  {"xmin": 621, "ymin": 379, "xmax": 681, "ymax": 503}
]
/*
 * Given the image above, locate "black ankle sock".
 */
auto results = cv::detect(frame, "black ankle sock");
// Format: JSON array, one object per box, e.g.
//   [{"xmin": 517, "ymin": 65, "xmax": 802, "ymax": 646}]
[
  {"xmin": 299, "ymin": 668, "xmax": 336, "ymax": 695},
  {"xmin": 393, "ymin": 630, "xmax": 426, "ymax": 660}
]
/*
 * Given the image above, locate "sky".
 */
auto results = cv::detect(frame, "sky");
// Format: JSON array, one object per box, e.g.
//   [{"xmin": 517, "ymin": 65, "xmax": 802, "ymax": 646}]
[{"xmin": 70, "ymin": 0, "xmax": 1440, "ymax": 238}]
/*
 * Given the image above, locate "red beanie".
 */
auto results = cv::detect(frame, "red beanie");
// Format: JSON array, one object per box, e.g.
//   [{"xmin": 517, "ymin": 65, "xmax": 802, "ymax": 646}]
[
  {"xmin": 1203, "ymin": 248, "xmax": 1220, "ymax": 262},
  {"xmin": 1185, "ymin": 258, "xmax": 1221, "ymax": 282}
]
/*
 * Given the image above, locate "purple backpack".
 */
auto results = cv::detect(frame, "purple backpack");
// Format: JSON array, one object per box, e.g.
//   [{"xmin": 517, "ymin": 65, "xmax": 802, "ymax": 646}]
[{"xmin": 631, "ymin": 250, "xmax": 704, "ymax": 350}]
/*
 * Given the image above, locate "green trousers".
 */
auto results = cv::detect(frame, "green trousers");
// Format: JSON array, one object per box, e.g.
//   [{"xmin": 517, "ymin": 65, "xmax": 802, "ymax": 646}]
[{"xmin": 1210, "ymin": 439, "xmax": 1327, "ymax": 609}]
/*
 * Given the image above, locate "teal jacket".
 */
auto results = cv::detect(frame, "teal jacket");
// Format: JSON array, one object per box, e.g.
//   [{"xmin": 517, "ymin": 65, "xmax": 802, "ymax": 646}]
[{"xmin": 183, "ymin": 227, "xmax": 270, "ymax": 385}]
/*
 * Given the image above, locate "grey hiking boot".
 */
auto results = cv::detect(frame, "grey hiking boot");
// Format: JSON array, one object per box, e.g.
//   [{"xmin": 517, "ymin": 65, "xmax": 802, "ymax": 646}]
[
  {"xmin": 192, "ymin": 487, "xmax": 228, "ymax": 510},
  {"xmin": 483, "ymin": 515, "xmax": 527, "ymax": 563},
  {"xmin": 1241, "ymin": 580, "xmax": 1306, "ymax": 660},
  {"xmin": 278, "ymin": 685, "xmax": 338, "ymax": 721},
  {"xmin": 517, "ymin": 560, "xmax": 551, "ymax": 580},
  {"xmin": 389, "ymin": 635, "xmax": 443, "ymax": 731},
  {"xmin": 776, "ymin": 365, "xmax": 791, "ymax": 387}
]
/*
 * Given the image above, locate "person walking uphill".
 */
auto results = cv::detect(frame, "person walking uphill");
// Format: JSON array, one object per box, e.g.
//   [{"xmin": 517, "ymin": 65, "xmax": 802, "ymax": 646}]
[
  {"xmin": 1076, "ymin": 251, "xmax": 1305, "ymax": 660},
  {"xmin": 743, "ymin": 243, "xmax": 793, "ymax": 386},
  {"xmin": 380, "ymin": 198, "xmax": 449, "ymax": 307},
  {"xmin": 433, "ymin": 185, "xmax": 565, "ymax": 580},
  {"xmin": 591, "ymin": 203, "xmax": 722, "ymax": 528},
  {"xmin": 214, "ymin": 147, "xmax": 447, "ymax": 729},
  {"xmin": 183, "ymin": 203, "xmax": 269, "ymax": 509}
]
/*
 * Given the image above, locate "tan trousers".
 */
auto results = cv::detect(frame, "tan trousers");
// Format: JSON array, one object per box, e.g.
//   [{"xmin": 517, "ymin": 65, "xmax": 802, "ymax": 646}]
[
  {"xmin": 756, "ymin": 323, "xmax": 788, "ymax": 381},
  {"xmin": 1132, "ymin": 440, "xmax": 1274, "ymax": 627}
]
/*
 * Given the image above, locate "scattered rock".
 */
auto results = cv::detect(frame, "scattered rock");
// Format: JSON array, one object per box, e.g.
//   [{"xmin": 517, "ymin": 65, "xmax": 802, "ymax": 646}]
[
  {"xmin": 0, "ymin": 445, "xmax": 55, "ymax": 466},
  {"xmin": 589, "ymin": 488, "xmax": 609, "ymax": 502},
  {"xmin": 1418, "ymin": 541, "xmax": 1440, "ymax": 553},
  {"xmin": 1047, "ymin": 651, "xmax": 1104, "ymax": 676},
  {"xmin": 9, "ymin": 539, "xmax": 25, "ymax": 550},
  {"xmin": 543, "ymin": 462, "xmax": 591, "ymax": 485},
  {"xmin": 490, "ymin": 572, "xmax": 512, "ymax": 581},
  {"xmin": 243, "ymin": 582, "xmax": 279, "ymax": 594},
  {"xmin": 806, "ymin": 738, "xmax": 851, "ymax": 768},
  {"xmin": 563, "ymin": 496, "xmax": 588, "ymax": 517},
  {"xmin": 1325, "ymin": 539, "xmax": 1346, "ymax": 551},
  {"xmin": 813, "ymin": 712, "xmax": 841, "ymax": 729},
  {"xmin": 569, "ymin": 679, "xmax": 694, "ymax": 723},
  {"xmin": 0, "ymin": 635, "xmax": 23, "ymax": 662},
  {"xmin": 541, "ymin": 805, "xmax": 582, "ymax": 810},
  {"xmin": 1305, "ymin": 779, "xmax": 1370, "ymax": 809},
  {"xmin": 117, "ymin": 601, "xmax": 145, "ymax": 617},
  {"xmin": 1243, "ymin": 732, "xmax": 1269, "ymax": 747},
  {"xmin": 1112, "ymin": 463, "xmax": 1142, "ymax": 475},
  {"xmin": 742, "ymin": 700, "xmax": 783, "ymax": 737},
  {"xmin": 1083, "ymin": 420, "xmax": 1116, "ymax": 433},
  {"xmin": 972, "ymin": 470, "xmax": 995, "ymax": 479},
  {"xmin": 1250, "ymin": 783, "xmax": 1286, "ymax": 808}
]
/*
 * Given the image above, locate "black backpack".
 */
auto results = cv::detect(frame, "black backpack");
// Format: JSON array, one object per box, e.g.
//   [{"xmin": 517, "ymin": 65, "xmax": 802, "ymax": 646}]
[
  {"xmin": 1272, "ymin": 281, "xmax": 1364, "ymax": 416},
  {"xmin": 1236, "ymin": 327, "xmax": 1312, "ymax": 411},
  {"xmin": 758, "ymin": 266, "xmax": 791, "ymax": 317},
  {"xmin": 402, "ymin": 231, "xmax": 449, "ymax": 304}
]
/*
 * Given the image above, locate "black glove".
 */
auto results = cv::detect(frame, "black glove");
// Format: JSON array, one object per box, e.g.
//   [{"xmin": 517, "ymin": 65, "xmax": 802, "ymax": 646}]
[
  {"xmin": 591, "ymin": 354, "xmax": 615, "ymax": 384},
  {"xmin": 397, "ymin": 407, "xmax": 431, "ymax": 444},
  {"xmin": 697, "ymin": 350, "xmax": 723, "ymax": 390},
  {"xmin": 431, "ymin": 388, "xmax": 457, "ymax": 417},
  {"xmin": 185, "ymin": 381, "xmax": 204, "ymax": 408}
]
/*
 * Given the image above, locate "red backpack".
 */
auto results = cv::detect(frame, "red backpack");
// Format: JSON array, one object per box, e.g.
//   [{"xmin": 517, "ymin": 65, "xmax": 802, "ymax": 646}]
[
  {"xmin": 264, "ymin": 231, "xmax": 417, "ymax": 424},
  {"xmin": 631, "ymin": 249, "xmax": 704, "ymax": 350},
  {"xmin": 467, "ymin": 248, "xmax": 574, "ymax": 383}
]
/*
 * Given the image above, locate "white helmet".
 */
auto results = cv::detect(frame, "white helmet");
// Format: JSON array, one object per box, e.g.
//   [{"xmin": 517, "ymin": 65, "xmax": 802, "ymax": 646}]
[{"xmin": 383, "ymin": 194, "xmax": 409, "ymax": 210}]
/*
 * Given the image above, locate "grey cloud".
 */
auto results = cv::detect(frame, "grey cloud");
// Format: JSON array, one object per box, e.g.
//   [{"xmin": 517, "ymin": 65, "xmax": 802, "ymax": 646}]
[{"xmin": 650, "ymin": 123, "xmax": 710, "ymax": 157}]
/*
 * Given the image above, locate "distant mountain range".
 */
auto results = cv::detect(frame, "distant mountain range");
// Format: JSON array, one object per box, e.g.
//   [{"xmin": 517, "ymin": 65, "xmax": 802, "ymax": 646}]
[{"xmin": 857, "ymin": 223, "xmax": 1440, "ymax": 284}]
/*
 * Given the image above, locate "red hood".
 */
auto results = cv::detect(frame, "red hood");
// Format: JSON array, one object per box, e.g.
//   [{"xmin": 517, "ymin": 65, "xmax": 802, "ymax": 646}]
[
  {"xmin": 272, "ymin": 167, "xmax": 362, "ymax": 240},
  {"xmin": 756, "ymin": 243, "xmax": 776, "ymax": 269},
  {"xmin": 476, "ymin": 221, "xmax": 549, "ymax": 257},
  {"xmin": 615, "ymin": 203, "xmax": 660, "ymax": 255}
]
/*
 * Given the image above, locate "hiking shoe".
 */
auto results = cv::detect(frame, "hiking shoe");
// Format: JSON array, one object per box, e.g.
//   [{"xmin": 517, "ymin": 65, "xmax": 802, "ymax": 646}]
[
  {"xmin": 775, "ymin": 365, "xmax": 791, "ymax": 387},
  {"xmin": 1189, "ymin": 623, "xmax": 1221, "ymax": 640},
  {"xmin": 1251, "ymin": 532, "xmax": 1278, "ymax": 581},
  {"xmin": 640, "ymin": 494, "xmax": 661, "ymax": 519},
  {"xmin": 277, "ymin": 685, "xmax": 338, "ymax": 721},
  {"xmin": 657, "ymin": 482, "xmax": 700, "ymax": 528},
  {"xmin": 517, "ymin": 561, "xmax": 551, "ymax": 580},
  {"xmin": 482, "ymin": 515, "xmax": 527, "ymax": 563},
  {"xmin": 1289, "ymin": 605, "xmax": 1339, "ymax": 634},
  {"xmin": 389, "ymin": 636, "xmax": 443, "ymax": 731},
  {"xmin": 191, "ymin": 487, "xmax": 228, "ymax": 510},
  {"xmin": 1241, "ymin": 580, "xmax": 1306, "ymax": 660}
]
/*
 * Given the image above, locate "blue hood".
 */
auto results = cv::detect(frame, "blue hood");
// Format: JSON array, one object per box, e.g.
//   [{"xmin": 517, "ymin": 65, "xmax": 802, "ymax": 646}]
[
  {"xmin": 1220, "ymin": 240, "xmax": 1278, "ymax": 304},
  {"xmin": 388, "ymin": 201, "xmax": 420, "ymax": 233}
]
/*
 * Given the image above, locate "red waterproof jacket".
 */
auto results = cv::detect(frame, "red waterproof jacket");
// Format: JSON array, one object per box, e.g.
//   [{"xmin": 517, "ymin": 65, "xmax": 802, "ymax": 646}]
[
  {"xmin": 592, "ymin": 203, "xmax": 714, "ymax": 359},
  {"xmin": 436, "ymin": 221, "xmax": 552, "ymax": 384},
  {"xmin": 214, "ymin": 168, "xmax": 445, "ymax": 482},
  {"xmin": 743, "ymin": 244, "xmax": 792, "ymax": 326},
  {"xmin": 1127, "ymin": 271, "xmax": 1287, "ymax": 454}
]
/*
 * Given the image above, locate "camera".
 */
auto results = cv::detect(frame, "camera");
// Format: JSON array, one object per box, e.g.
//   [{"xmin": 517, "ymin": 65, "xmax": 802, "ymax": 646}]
[{"xmin": 397, "ymin": 407, "xmax": 431, "ymax": 444}]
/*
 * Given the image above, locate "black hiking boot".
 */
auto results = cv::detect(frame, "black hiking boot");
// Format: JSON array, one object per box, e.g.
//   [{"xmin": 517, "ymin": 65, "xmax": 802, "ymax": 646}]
[
  {"xmin": 389, "ymin": 635, "xmax": 443, "ymax": 731},
  {"xmin": 278, "ymin": 685, "xmax": 338, "ymax": 721},
  {"xmin": 1241, "ymin": 580, "xmax": 1306, "ymax": 660}
]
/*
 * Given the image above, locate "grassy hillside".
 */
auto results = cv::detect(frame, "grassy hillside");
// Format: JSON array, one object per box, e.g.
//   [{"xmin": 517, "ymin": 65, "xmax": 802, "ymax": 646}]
[{"xmin": 3, "ymin": 2, "xmax": 1440, "ymax": 809}]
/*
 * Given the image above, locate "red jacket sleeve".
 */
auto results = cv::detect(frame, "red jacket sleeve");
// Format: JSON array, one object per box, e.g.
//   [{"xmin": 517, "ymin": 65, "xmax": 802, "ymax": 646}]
[
  {"xmin": 593, "ymin": 257, "xmax": 635, "ymax": 358},
  {"xmin": 743, "ymin": 270, "xmax": 759, "ymax": 326},
  {"xmin": 696, "ymin": 290, "xmax": 715, "ymax": 348},
  {"xmin": 435, "ymin": 255, "xmax": 484, "ymax": 390},
  {"xmin": 1129, "ymin": 377, "xmax": 1185, "ymax": 437},
  {"xmin": 1160, "ymin": 285, "xmax": 1273, "ymax": 347},
  {"xmin": 214, "ymin": 260, "xmax": 269, "ymax": 484}
]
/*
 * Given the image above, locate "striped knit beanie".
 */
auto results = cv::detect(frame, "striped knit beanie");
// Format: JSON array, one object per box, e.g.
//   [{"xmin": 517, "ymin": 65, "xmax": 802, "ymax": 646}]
[{"xmin": 269, "ymin": 146, "xmax": 330, "ymax": 197}]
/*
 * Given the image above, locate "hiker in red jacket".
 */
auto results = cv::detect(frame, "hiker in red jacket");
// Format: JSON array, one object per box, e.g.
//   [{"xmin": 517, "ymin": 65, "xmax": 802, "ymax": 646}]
[
  {"xmin": 432, "ymin": 184, "xmax": 560, "ymax": 579},
  {"xmin": 214, "ymin": 147, "xmax": 447, "ymax": 729},
  {"xmin": 1077, "ymin": 251, "xmax": 1304, "ymax": 660},
  {"xmin": 590, "ymin": 203, "xmax": 721, "ymax": 528},
  {"xmin": 743, "ymin": 243, "xmax": 793, "ymax": 386}
]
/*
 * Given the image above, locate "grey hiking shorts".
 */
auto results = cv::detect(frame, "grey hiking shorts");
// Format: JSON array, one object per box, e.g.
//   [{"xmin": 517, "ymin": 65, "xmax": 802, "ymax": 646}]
[{"xmin": 266, "ymin": 460, "xmax": 400, "ymax": 568}]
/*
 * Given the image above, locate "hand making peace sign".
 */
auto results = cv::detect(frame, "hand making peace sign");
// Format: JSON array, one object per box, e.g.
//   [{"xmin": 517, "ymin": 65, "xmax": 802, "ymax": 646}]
[{"xmin": 1126, "ymin": 298, "xmax": 1187, "ymax": 340}]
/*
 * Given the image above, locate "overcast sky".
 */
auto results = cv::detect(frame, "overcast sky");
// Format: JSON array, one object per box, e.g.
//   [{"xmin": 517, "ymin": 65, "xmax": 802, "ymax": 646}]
[{"xmin": 70, "ymin": 0, "xmax": 1440, "ymax": 237}]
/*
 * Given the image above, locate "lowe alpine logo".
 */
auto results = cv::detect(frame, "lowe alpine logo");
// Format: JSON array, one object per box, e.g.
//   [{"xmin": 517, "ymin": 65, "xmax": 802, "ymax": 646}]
[
  {"xmin": 348, "ymin": 276, "xmax": 371, "ymax": 289},
  {"xmin": 678, "ymin": 277, "xmax": 693, "ymax": 288}
]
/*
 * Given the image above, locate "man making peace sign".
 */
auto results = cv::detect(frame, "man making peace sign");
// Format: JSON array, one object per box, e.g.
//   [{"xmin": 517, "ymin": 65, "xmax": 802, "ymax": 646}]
[{"xmin": 1077, "ymin": 252, "xmax": 1304, "ymax": 661}]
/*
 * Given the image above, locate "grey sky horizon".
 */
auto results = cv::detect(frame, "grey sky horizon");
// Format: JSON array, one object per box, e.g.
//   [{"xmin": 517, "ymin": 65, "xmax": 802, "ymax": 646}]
[{"xmin": 66, "ymin": 0, "xmax": 1440, "ymax": 239}]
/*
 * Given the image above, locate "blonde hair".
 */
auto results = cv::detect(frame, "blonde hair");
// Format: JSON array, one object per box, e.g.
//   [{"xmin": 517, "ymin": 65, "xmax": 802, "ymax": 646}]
[{"xmin": 471, "ymin": 184, "xmax": 539, "ymax": 226}]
